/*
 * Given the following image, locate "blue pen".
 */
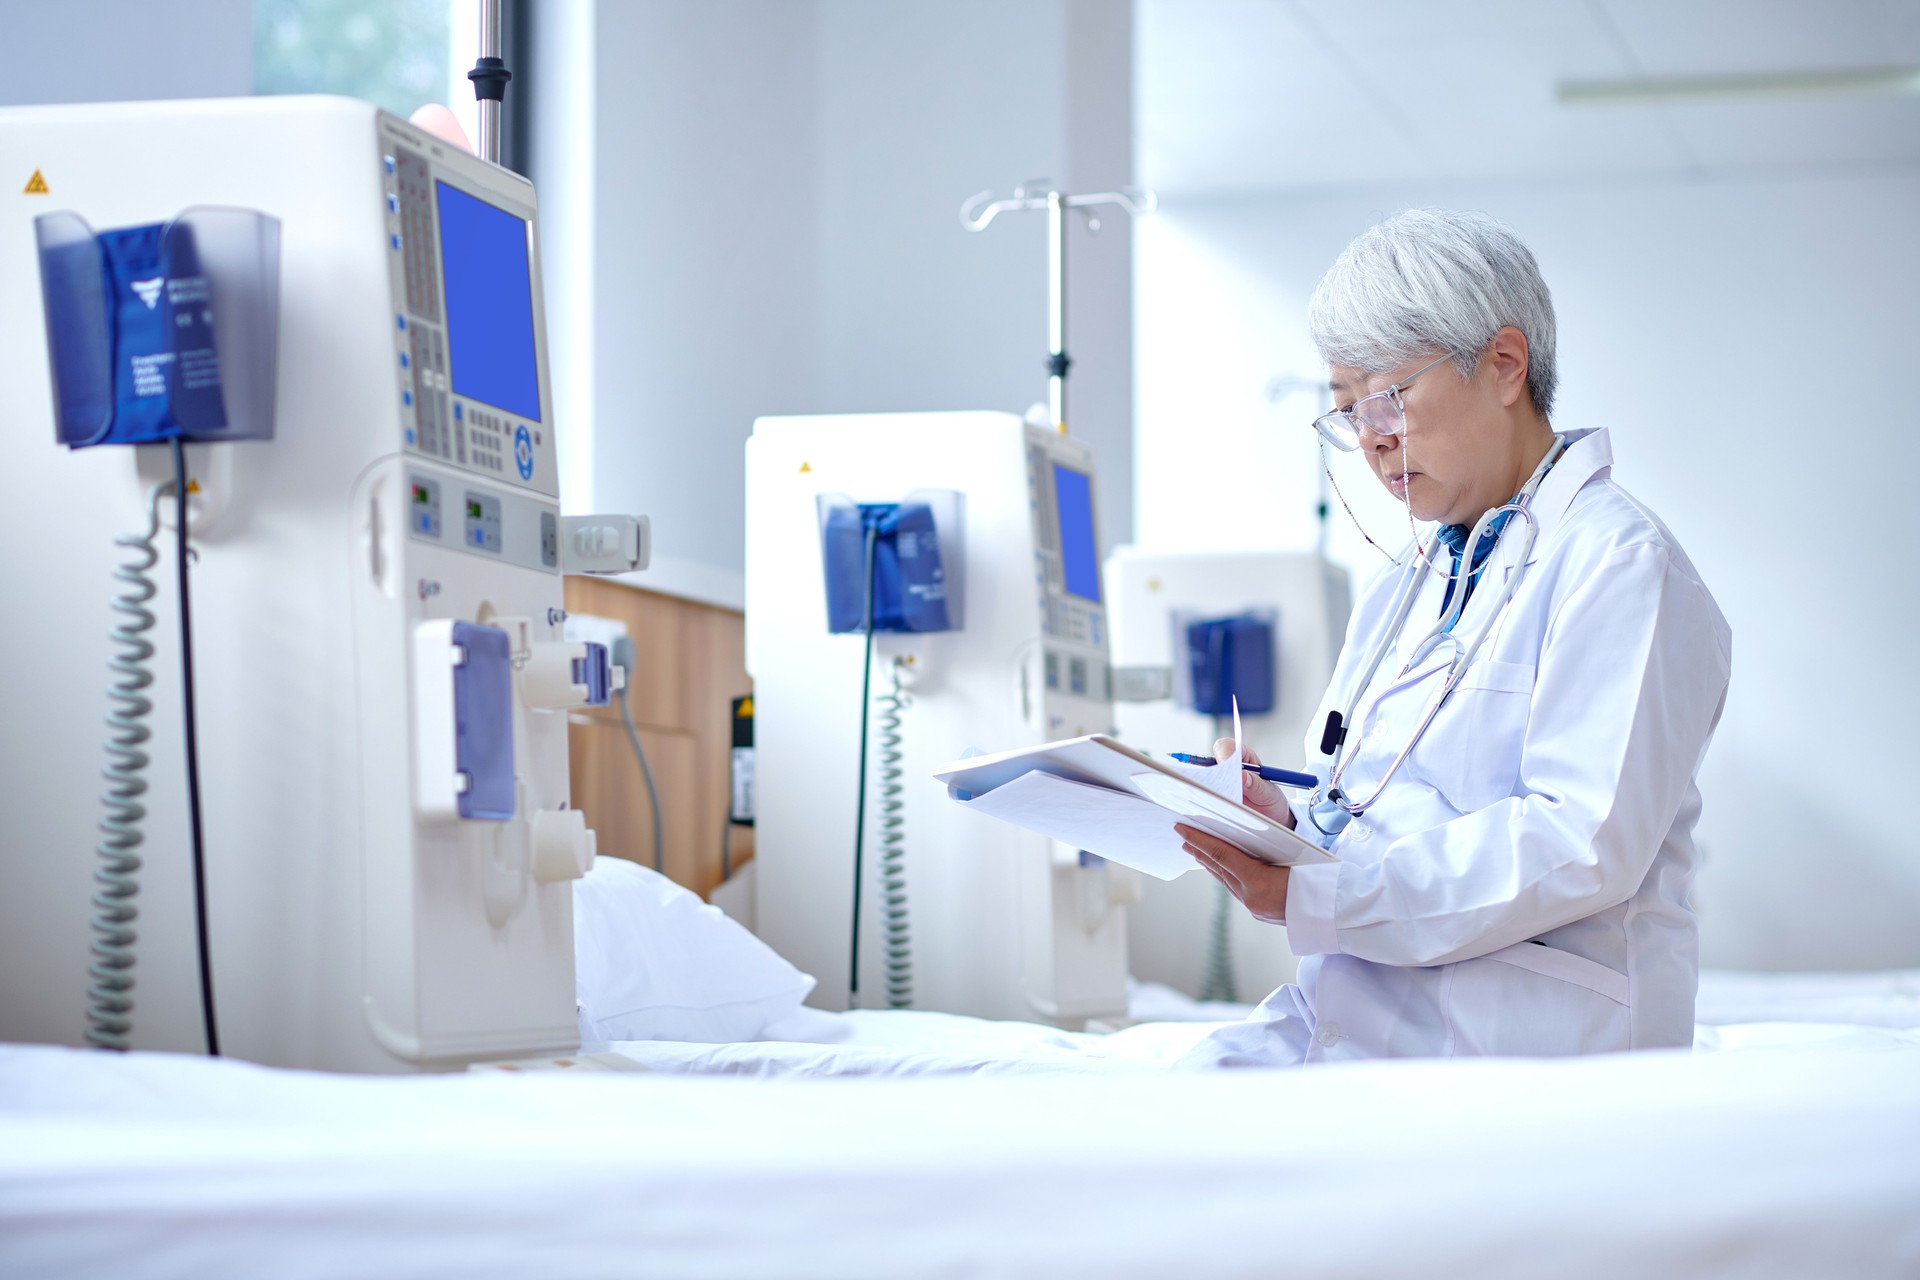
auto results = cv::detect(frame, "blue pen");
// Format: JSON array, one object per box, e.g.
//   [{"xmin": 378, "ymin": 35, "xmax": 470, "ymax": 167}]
[{"xmin": 1168, "ymin": 753, "xmax": 1318, "ymax": 790}]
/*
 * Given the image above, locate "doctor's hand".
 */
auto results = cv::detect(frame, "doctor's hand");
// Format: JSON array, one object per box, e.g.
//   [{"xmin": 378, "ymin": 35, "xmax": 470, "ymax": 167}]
[
  {"xmin": 1177, "ymin": 823, "xmax": 1290, "ymax": 926},
  {"xmin": 1214, "ymin": 737, "xmax": 1297, "ymax": 831}
]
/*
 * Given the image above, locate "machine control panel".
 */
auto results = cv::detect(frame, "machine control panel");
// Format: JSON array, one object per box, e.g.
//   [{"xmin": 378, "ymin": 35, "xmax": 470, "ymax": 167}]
[
  {"xmin": 408, "ymin": 467, "xmax": 559, "ymax": 574},
  {"xmin": 380, "ymin": 126, "xmax": 558, "ymax": 499},
  {"xmin": 1027, "ymin": 435, "xmax": 1113, "ymax": 730}
]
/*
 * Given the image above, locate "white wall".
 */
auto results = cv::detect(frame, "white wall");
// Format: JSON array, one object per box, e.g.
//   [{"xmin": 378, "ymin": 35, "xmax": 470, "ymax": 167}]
[
  {"xmin": 0, "ymin": 0, "xmax": 252, "ymax": 107},
  {"xmin": 0, "ymin": 0, "xmax": 252, "ymax": 1050},
  {"xmin": 548, "ymin": 0, "xmax": 1135, "ymax": 606},
  {"xmin": 1137, "ymin": 167, "xmax": 1920, "ymax": 971}
]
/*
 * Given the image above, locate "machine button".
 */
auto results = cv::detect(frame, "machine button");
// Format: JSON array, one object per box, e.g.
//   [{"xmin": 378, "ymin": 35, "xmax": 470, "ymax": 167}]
[{"xmin": 514, "ymin": 424, "xmax": 535, "ymax": 480}]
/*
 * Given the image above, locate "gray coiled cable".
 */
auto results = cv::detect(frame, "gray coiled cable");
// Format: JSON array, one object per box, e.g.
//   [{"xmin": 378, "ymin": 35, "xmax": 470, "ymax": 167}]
[
  {"xmin": 88, "ymin": 485, "xmax": 168, "ymax": 1050},
  {"xmin": 873, "ymin": 659, "xmax": 912, "ymax": 1009}
]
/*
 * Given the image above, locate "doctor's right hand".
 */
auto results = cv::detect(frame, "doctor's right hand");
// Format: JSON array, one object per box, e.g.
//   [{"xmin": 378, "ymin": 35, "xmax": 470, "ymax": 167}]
[{"xmin": 1214, "ymin": 737, "xmax": 1297, "ymax": 831}]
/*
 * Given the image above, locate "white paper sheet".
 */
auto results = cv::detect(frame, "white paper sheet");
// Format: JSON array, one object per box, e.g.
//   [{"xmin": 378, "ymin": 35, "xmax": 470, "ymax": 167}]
[
  {"xmin": 1166, "ymin": 696, "xmax": 1245, "ymax": 802},
  {"xmin": 954, "ymin": 699, "xmax": 1329, "ymax": 878},
  {"xmin": 957, "ymin": 770, "xmax": 1198, "ymax": 880}
]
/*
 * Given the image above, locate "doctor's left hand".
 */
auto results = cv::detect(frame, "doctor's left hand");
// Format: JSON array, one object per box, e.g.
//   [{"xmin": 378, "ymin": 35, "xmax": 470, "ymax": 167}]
[{"xmin": 1177, "ymin": 823, "xmax": 1290, "ymax": 926}]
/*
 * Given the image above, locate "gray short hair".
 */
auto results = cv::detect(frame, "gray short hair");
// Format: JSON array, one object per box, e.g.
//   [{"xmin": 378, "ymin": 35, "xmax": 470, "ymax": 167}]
[{"xmin": 1308, "ymin": 208, "xmax": 1557, "ymax": 417}]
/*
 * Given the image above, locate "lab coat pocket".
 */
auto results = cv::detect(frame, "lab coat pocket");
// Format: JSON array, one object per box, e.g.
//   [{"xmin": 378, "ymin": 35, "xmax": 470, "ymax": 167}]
[
  {"xmin": 1446, "ymin": 944, "xmax": 1630, "ymax": 1057},
  {"xmin": 1415, "ymin": 660, "xmax": 1534, "ymax": 813}
]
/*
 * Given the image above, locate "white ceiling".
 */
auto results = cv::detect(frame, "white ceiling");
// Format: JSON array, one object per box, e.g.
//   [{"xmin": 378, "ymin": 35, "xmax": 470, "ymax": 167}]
[{"xmin": 1138, "ymin": 0, "xmax": 1920, "ymax": 196}]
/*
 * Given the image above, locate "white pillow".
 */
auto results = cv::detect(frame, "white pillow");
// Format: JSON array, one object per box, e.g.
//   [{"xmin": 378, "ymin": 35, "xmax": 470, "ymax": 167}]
[{"xmin": 572, "ymin": 857, "xmax": 816, "ymax": 1044}]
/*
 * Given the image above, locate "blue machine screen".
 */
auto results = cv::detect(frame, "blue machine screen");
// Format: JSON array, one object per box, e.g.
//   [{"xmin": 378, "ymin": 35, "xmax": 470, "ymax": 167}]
[
  {"xmin": 435, "ymin": 181, "xmax": 541, "ymax": 422},
  {"xmin": 1052, "ymin": 463, "xmax": 1100, "ymax": 603}
]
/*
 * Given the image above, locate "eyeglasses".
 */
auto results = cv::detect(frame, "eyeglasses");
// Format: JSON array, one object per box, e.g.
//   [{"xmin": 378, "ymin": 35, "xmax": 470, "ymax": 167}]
[{"xmin": 1311, "ymin": 353, "xmax": 1453, "ymax": 451}]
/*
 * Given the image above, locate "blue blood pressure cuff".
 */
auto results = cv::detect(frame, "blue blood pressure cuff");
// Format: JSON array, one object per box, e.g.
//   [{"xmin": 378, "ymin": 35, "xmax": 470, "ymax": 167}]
[
  {"xmin": 104, "ymin": 223, "xmax": 227, "ymax": 442},
  {"xmin": 37, "ymin": 209, "xmax": 279, "ymax": 450},
  {"xmin": 39, "ymin": 219, "xmax": 225, "ymax": 447},
  {"xmin": 820, "ymin": 499, "xmax": 957, "ymax": 634}
]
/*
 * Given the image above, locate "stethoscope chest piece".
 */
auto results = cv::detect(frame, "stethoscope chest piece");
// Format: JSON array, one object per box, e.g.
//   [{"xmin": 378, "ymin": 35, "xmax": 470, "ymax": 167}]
[{"xmin": 1309, "ymin": 789, "xmax": 1353, "ymax": 836}]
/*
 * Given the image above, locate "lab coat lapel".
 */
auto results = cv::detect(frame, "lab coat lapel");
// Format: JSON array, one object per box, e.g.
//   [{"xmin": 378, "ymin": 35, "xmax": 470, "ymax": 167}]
[
  {"xmin": 1498, "ymin": 428, "xmax": 1613, "ymax": 583},
  {"xmin": 1520, "ymin": 428, "xmax": 1612, "ymax": 556},
  {"xmin": 1394, "ymin": 550, "xmax": 1448, "ymax": 673}
]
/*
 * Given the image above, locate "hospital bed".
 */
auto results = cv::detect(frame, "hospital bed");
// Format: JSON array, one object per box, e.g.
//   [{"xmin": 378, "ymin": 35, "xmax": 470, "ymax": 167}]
[
  {"xmin": 5, "ymin": 966, "xmax": 1918, "ymax": 1279},
  {"xmin": 3, "ymin": 1030, "xmax": 1916, "ymax": 1279}
]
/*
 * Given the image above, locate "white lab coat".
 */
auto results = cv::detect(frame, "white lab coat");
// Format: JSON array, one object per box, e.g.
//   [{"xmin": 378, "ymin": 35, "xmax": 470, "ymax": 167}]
[{"xmin": 1185, "ymin": 428, "xmax": 1731, "ymax": 1067}]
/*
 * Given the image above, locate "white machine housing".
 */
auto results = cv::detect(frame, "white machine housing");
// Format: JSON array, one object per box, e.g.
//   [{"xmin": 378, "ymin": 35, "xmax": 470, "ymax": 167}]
[
  {"xmin": 0, "ymin": 96, "xmax": 592, "ymax": 1071},
  {"xmin": 1105, "ymin": 548, "xmax": 1351, "ymax": 1001},
  {"xmin": 746, "ymin": 412, "xmax": 1136, "ymax": 1023}
]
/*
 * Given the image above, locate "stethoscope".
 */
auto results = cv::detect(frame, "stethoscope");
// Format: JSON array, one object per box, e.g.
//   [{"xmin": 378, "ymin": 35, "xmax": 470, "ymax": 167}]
[{"xmin": 1307, "ymin": 435, "xmax": 1568, "ymax": 837}]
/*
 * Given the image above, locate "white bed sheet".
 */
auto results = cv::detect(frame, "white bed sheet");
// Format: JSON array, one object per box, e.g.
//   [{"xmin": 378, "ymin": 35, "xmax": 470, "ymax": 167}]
[
  {"xmin": 3, "ymin": 1041, "xmax": 1917, "ymax": 1280},
  {"xmin": 603, "ymin": 969, "xmax": 1920, "ymax": 1079},
  {"xmin": 1695, "ymin": 968, "xmax": 1920, "ymax": 1028}
]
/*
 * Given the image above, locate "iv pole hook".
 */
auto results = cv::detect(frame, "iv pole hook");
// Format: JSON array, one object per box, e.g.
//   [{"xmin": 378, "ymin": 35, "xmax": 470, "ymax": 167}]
[{"xmin": 959, "ymin": 183, "xmax": 1156, "ymax": 433}]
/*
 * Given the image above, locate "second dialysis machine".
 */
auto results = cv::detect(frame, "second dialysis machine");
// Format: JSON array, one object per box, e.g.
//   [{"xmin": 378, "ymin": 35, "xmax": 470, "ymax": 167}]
[
  {"xmin": 745, "ymin": 412, "xmax": 1136, "ymax": 1024},
  {"xmin": 0, "ymin": 96, "xmax": 640, "ymax": 1071},
  {"xmin": 1105, "ymin": 548, "xmax": 1351, "ymax": 1001}
]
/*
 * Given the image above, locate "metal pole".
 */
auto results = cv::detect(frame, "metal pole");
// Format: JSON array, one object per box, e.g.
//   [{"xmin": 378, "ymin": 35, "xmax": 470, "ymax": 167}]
[
  {"xmin": 474, "ymin": 0, "xmax": 505, "ymax": 165},
  {"xmin": 1046, "ymin": 190, "xmax": 1067, "ymax": 433}
]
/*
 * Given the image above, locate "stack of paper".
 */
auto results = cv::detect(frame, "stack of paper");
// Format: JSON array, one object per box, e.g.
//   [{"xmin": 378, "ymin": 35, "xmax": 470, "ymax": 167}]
[{"xmin": 932, "ymin": 704, "xmax": 1335, "ymax": 881}]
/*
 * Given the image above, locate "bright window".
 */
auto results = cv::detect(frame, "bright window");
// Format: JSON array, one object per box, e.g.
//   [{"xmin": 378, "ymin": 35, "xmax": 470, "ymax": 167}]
[{"xmin": 252, "ymin": 0, "xmax": 458, "ymax": 125}]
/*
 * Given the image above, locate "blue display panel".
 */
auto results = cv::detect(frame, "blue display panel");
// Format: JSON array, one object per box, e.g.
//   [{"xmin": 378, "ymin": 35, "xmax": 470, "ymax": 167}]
[
  {"xmin": 435, "ymin": 181, "xmax": 541, "ymax": 422},
  {"xmin": 1052, "ymin": 463, "xmax": 1100, "ymax": 603}
]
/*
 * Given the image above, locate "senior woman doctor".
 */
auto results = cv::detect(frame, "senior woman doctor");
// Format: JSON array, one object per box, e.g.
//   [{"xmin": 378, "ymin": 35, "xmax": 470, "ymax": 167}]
[{"xmin": 1176, "ymin": 209, "xmax": 1731, "ymax": 1067}]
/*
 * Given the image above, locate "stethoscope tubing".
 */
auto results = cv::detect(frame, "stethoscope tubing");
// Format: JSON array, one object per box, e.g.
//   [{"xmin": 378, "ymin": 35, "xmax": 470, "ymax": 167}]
[{"xmin": 1310, "ymin": 436, "xmax": 1567, "ymax": 831}]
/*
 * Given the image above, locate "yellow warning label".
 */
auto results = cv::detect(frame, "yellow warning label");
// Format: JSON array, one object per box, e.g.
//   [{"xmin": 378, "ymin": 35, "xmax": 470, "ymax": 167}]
[
  {"xmin": 736, "ymin": 696, "xmax": 754, "ymax": 718},
  {"xmin": 798, "ymin": 460, "xmax": 812, "ymax": 473},
  {"xmin": 23, "ymin": 169, "xmax": 49, "ymax": 195}
]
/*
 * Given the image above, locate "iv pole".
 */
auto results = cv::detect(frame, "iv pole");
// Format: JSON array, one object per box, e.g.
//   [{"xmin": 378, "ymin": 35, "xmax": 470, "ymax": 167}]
[
  {"xmin": 468, "ymin": 0, "xmax": 512, "ymax": 165},
  {"xmin": 961, "ymin": 182, "xmax": 1155, "ymax": 434}
]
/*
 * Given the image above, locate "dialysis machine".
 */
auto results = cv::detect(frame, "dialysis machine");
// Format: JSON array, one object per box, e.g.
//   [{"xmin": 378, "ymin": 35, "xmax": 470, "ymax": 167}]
[
  {"xmin": 745, "ymin": 412, "xmax": 1137, "ymax": 1024},
  {"xmin": 1105, "ymin": 548, "xmax": 1351, "ymax": 1001},
  {"xmin": 0, "ymin": 97, "xmax": 641, "ymax": 1072}
]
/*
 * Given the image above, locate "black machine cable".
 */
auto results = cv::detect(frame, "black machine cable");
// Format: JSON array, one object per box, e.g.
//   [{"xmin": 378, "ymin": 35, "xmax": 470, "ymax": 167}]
[
  {"xmin": 847, "ymin": 525, "xmax": 879, "ymax": 1010},
  {"xmin": 170, "ymin": 440, "xmax": 219, "ymax": 1057}
]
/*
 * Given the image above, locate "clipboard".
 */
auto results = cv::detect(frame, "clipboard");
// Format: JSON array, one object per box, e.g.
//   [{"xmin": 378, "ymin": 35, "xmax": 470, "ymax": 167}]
[{"xmin": 932, "ymin": 734, "xmax": 1336, "ymax": 881}]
